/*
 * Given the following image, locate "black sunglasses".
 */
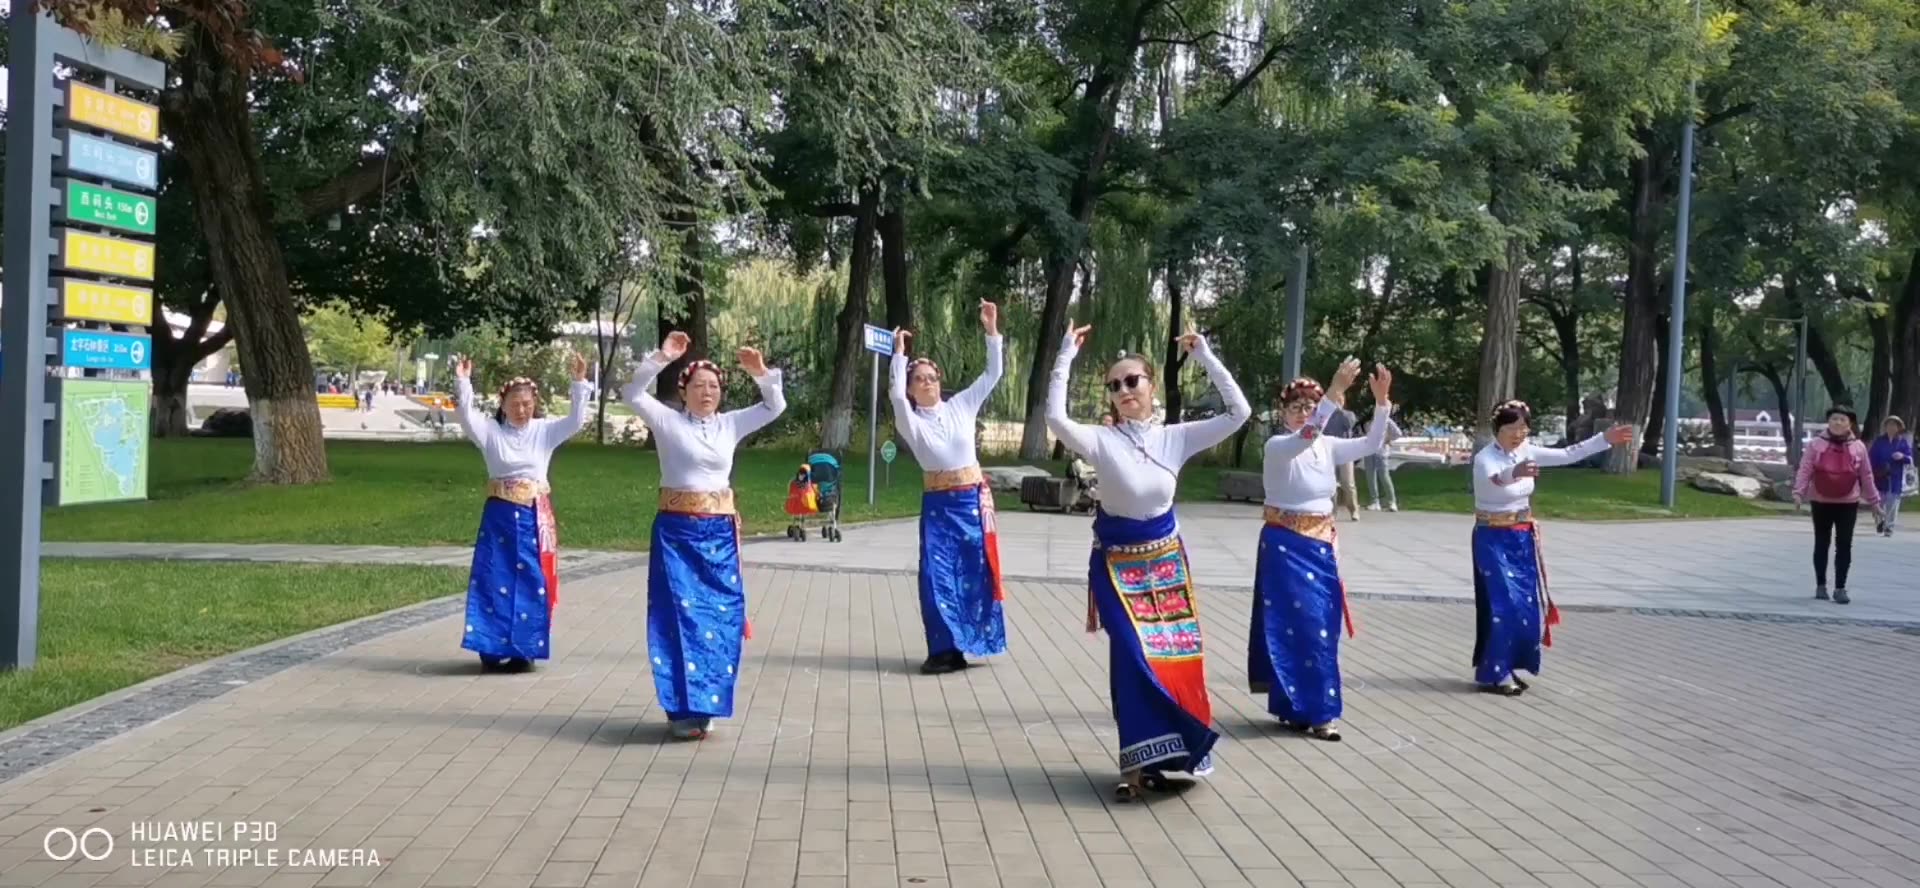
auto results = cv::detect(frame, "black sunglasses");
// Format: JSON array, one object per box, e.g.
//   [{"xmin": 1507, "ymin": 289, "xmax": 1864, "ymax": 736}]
[{"xmin": 1105, "ymin": 374, "xmax": 1148, "ymax": 393}]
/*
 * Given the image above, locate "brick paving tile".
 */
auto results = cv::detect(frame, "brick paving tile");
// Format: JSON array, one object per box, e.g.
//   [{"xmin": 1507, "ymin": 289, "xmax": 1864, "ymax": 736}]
[{"xmin": 3, "ymin": 538, "xmax": 1918, "ymax": 888}]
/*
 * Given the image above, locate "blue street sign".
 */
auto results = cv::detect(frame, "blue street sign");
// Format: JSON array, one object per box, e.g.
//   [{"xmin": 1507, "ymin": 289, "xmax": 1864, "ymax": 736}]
[
  {"xmin": 862, "ymin": 324, "xmax": 894, "ymax": 356},
  {"xmin": 61, "ymin": 130, "xmax": 158, "ymax": 191},
  {"xmin": 60, "ymin": 329, "xmax": 151, "ymax": 370}
]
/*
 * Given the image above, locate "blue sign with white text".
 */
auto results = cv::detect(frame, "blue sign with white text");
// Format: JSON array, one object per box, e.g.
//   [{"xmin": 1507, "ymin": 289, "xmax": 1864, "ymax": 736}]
[
  {"xmin": 63, "ymin": 130, "xmax": 159, "ymax": 191},
  {"xmin": 862, "ymin": 324, "xmax": 895, "ymax": 356},
  {"xmin": 61, "ymin": 330, "xmax": 151, "ymax": 371}
]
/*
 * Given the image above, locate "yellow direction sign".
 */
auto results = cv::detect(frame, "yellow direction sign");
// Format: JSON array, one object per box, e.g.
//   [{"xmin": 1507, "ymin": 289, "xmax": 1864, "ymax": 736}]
[
  {"xmin": 65, "ymin": 81, "xmax": 160, "ymax": 144},
  {"xmin": 55, "ymin": 228, "xmax": 155, "ymax": 280},
  {"xmin": 56, "ymin": 278, "xmax": 154, "ymax": 326}
]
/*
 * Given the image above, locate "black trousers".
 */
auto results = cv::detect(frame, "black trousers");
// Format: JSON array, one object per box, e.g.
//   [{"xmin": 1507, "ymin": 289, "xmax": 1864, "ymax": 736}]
[{"xmin": 1810, "ymin": 501, "xmax": 1859, "ymax": 588}]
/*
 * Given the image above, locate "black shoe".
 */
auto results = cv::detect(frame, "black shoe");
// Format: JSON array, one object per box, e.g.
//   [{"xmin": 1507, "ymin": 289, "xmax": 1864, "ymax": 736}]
[
  {"xmin": 1815, "ymin": 586, "xmax": 1830, "ymax": 601},
  {"xmin": 920, "ymin": 651, "xmax": 968, "ymax": 675},
  {"xmin": 1833, "ymin": 589, "xmax": 1851, "ymax": 605}
]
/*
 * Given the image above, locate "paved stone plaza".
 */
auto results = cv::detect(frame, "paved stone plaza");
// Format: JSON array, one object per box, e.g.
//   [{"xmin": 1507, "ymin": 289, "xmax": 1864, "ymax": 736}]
[{"xmin": 7, "ymin": 505, "xmax": 1920, "ymax": 887}]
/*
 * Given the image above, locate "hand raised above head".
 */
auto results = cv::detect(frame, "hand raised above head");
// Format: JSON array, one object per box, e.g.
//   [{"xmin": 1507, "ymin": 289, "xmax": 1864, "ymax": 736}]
[
  {"xmin": 738, "ymin": 347, "xmax": 769, "ymax": 378},
  {"xmin": 661, "ymin": 331, "xmax": 692, "ymax": 361},
  {"xmin": 1069, "ymin": 324, "xmax": 1093, "ymax": 350}
]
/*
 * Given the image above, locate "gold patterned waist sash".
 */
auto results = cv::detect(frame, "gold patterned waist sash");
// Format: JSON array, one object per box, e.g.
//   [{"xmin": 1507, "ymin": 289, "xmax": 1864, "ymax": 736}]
[
  {"xmin": 1262, "ymin": 507, "xmax": 1335, "ymax": 543},
  {"xmin": 924, "ymin": 465, "xmax": 985, "ymax": 492},
  {"xmin": 1475, "ymin": 509, "xmax": 1534, "ymax": 528},
  {"xmin": 659, "ymin": 487, "xmax": 737, "ymax": 516},
  {"xmin": 486, "ymin": 478, "xmax": 550, "ymax": 507}
]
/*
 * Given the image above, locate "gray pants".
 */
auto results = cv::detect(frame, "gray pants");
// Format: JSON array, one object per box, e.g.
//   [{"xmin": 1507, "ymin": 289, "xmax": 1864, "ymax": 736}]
[{"xmin": 1368, "ymin": 462, "xmax": 1397, "ymax": 507}]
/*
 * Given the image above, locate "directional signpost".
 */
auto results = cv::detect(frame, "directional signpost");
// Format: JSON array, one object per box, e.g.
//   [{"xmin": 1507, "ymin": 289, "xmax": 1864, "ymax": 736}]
[
  {"xmin": 3, "ymin": 13, "xmax": 166, "ymax": 669},
  {"xmin": 861, "ymin": 324, "xmax": 896, "ymax": 507}
]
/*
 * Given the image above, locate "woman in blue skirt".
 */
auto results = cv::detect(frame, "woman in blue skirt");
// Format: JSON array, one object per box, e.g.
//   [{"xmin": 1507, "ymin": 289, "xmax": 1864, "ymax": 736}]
[
  {"xmin": 1047, "ymin": 322, "xmax": 1249, "ymax": 802},
  {"xmin": 1250, "ymin": 358, "xmax": 1393, "ymax": 742},
  {"xmin": 624, "ymin": 332, "xmax": 786, "ymax": 740},
  {"xmin": 453, "ymin": 351, "xmax": 593, "ymax": 672},
  {"xmin": 889, "ymin": 300, "xmax": 1006, "ymax": 675},
  {"xmin": 1470, "ymin": 401, "xmax": 1633, "ymax": 695}
]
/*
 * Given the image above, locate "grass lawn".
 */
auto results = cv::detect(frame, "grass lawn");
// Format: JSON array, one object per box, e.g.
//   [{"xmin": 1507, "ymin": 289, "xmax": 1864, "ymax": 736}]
[
  {"xmin": 0, "ymin": 561, "xmax": 462, "ymax": 731},
  {"xmin": 43, "ymin": 438, "xmax": 939, "ymax": 550}
]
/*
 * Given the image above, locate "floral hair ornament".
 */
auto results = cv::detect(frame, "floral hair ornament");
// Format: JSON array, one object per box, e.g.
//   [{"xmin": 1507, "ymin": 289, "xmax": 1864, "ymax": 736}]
[
  {"xmin": 1491, "ymin": 398, "xmax": 1532, "ymax": 424},
  {"xmin": 1279, "ymin": 377, "xmax": 1325, "ymax": 406},
  {"xmin": 907, "ymin": 357, "xmax": 940, "ymax": 379},
  {"xmin": 678, "ymin": 359, "xmax": 725, "ymax": 389},
  {"xmin": 498, "ymin": 376, "xmax": 540, "ymax": 400}
]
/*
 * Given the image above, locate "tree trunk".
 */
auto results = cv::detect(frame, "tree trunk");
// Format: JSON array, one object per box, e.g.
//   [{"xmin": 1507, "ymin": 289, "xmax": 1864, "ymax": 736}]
[
  {"xmin": 1474, "ymin": 240, "xmax": 1524, "ymax": 441},
  {"xmin": 1607, "ymin": 138, "xmax": 1672, "ymax": 473},
  {"xmin": 1754, "ymin": 364, "xmax": 1797, "ymax": 466},
  {"xmin": 1163, "ymin": 265, "xmax": 1185, "ymax": 422},
  {"xmin": 1866, "ymin": 310, "xmax": 1891, "ymax": 435},
  {"xmin": 169, "ymin": 29, "xmax": 327, "ymax": 484},
  {"xmin": 655, "ymin": 221, "xmax": 709, "ymax": 412},
  {"xmin": 1891, "ymin": 250, "xmax": 1920, "ymax": 427},
  {"xmin": 1557, "ymin": 251, "xmax": 1585, "ymax": 424},
  {"xmin": 1699, "ymin": 308, "xmax": 1732, "ymax": 459},
  {"xmin": 147, "ymin": 299, "xmax": 230, "ymax": 438},
  {"xmin": 1356, "ymin": 259, "xmax": 1397, "ymax": 371},
  {"xmin": 879, "ymin": 204, "xmax": 911, "ymax": 330},
  {"xmin": 821, "ymin": 187, "xmax": 880, "ymax": 452},
  {"xmin": 1016, "ymin": 6, "xmax": 1152, "ymax": 459},
  {"xmin": 1643, "ymin": 315, "xmax": 1669, "ymax": 460},
  {"xmin": 1804, "ymin": 322, "xmax": 1852, "ymax": 410}
]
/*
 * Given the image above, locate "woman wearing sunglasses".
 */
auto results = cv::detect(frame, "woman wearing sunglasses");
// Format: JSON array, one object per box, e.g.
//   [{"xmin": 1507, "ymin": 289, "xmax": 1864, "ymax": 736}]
[
  {"xmin": 1248, "ymin": 357, "xmax": 1393, "ymax": 742},
  {"xmin": 623, "ymin": 332, "xmax": 787, "ymax": 740},
  {"xmin": 888, "ymin": 301, "xmax": 1007, "ymax": 677},
  {"xmin": 1047, "ymin": 323, "xmax": 1250, "ymax": 802}
]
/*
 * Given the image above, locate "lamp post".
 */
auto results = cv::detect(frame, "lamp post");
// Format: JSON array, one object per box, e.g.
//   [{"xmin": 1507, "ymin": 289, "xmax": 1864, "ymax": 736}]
[{"xmin": 1660, "ymin": 0, "xmax": 1703, "ymax": 510}]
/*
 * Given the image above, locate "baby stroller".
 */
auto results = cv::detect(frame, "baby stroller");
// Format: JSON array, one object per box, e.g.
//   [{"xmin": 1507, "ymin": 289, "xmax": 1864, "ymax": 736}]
[{"xmin": 783, "ymin": 452, "xmax": 844, "ymax": 542}]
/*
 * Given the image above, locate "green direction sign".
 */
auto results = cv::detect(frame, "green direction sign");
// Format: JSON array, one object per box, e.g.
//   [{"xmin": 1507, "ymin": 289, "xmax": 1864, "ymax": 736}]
[
  {"xmin": 61, "ymin": 179, "xmax": 156, "ymax": 235},
  {"xmin": 880, "ymin": 440, "xmax": 898, "ymax": 464}
]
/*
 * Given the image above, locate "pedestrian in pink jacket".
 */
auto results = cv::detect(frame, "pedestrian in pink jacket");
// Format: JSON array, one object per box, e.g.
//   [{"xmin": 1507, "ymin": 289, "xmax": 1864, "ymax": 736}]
[{"xmin": 1792, "ymin": 406, "xmax": 1884, "ymax": 604}]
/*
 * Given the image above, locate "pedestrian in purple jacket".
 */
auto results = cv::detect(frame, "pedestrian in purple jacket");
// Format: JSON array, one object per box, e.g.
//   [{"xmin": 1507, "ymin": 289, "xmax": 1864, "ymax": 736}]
[{"xmin": 1869, "ymin": 416, "xmax": 1912, "ymax": 536}]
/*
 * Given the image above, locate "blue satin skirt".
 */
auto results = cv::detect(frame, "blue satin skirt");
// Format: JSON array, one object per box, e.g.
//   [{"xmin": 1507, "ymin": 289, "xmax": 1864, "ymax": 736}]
[
  {"xmin": 1089, "ymin": 509, "xmax": 1216, "ymax": 776},
  {"xmin": 462, "ymin": 497, "xmax": 556, "ymax": 661},
  {"xmin": 1248, "ymin": 523, "xmax": 1347, "ymax": 725},
  {"xmin": 918, "ymin": 485, "xmax": 1007, "ymax": 658},
  {"xmin": 648, "ymin": 512, "xmax": 747, "ymax": 720}
]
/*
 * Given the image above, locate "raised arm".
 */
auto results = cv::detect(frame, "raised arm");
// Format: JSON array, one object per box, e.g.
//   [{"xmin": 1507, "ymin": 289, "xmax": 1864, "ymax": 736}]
[
  {"xmin": 620, "ymin": 352, "xmax": 676, "ymax": 428},
  {"xmin": 951, "ymin": 334, "xmax": 1005, "ymax": 416},
  {"xmin": 1168, "ymin": 337, "xmax": 1252, "ymax": 461},
  {"xmin": 1044, "ymin": 331, "xmax": 1102, "ymax": 458},
  {"xmin": 725, "ymin": 348, "xmax": 787, "ymax": 441},
  {"xmin": 453, "ymin": 375, "xmax": 492, "ymax": 448},
  {"xmin": 540, "ymin": 379, "xmax": 596, "ymax": 450},
  {"xmin": 1530, "ymin": 431, "xmax": 1612, "ymax": 468},
  {"xmin": 1263, "ymin": 399, "xmax": 1338, "ymax": 465},
  {"xmin": 1329, "ymin": 403, "xmax": 1394, "ymax": 465},
  {"xmin": 888, "ymin": 342, "xmax": 913, "ymax": 420}
]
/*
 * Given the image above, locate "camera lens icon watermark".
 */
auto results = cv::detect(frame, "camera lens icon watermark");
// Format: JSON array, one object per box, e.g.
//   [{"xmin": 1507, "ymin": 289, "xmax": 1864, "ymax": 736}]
[{"xmin": 44, "ymin": 827, "xmax": 114, "ymax": 861}]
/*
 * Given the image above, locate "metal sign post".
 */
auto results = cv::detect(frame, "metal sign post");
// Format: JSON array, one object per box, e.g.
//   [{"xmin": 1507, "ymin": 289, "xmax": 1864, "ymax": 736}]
[
  {"xmin": 880, "ymin": 440, "xmax": 897, "ymax": 488},
  {"xmin": 861, "ymin": 324, "xmax": 894, "ymax": 507},
  {"xmin": 2, "ymin": 13, "xmax": 166, "ymax": 670}
]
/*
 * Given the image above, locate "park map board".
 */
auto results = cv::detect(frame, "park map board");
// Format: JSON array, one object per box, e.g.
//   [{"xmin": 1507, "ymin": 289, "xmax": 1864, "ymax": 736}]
[{"xmin": 57, "ymin": 379, "xmax": 149, "ymax": 504}]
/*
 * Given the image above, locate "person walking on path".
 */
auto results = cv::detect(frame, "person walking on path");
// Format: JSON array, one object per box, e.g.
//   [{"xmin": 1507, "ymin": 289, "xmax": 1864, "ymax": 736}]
[
  {"xmin": 1793, "ymin": 407, "xmax": 1884, "ymax": 603},
  {"xmin": 1048, "ymin": 322, "xmax": 1250, "ymax": 803},
  {"xmin": 1249, "ymin": 357, "xmax": 1393, "ymax": 742},
  {"xmin": 452, "ymin": 351, "xmax": 593, "ymax": 672},
  {"xmin": 1364, "ymin": 408, "xmax": 1403, "ymax": 512},
  {"xmin": 1869, "ymin": 416, "xmax": 1911, "ymax": 536},
  {"xmin": 624, "ymin": 332, "xmax": 786, "ymax": 740},
  {"xmin": 889, "ymin": 301, "xmax": 1008, "ymax": 676},
  {"xmin": 1471, "ymin": 401, "xmax": 1634, "ymax": 696}
]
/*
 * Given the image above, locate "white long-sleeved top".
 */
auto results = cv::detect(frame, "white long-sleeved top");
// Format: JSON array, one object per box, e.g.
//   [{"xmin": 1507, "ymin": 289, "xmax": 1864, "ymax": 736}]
[
  {"xmin": 1472, "ymin": 433, "xmax": 1612, "ymax": 513},
  {"xmin": 455, "ymin": 377, "xmax": 595, "ymax": 483},
  {"xmin": 890, "ymin": 334, "xmax": 1003, "ymax": 471},
  {"xmin": 622, "ymin": 352, "xmax": 786, "ymax": 491},
  {"xmin": 1044, "ymin": 333, "xmax": 1251, "ymax": 520},
  {"xmin": 1263, "ymin": 398, "xmax": 1392, "ymax": 513}
]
